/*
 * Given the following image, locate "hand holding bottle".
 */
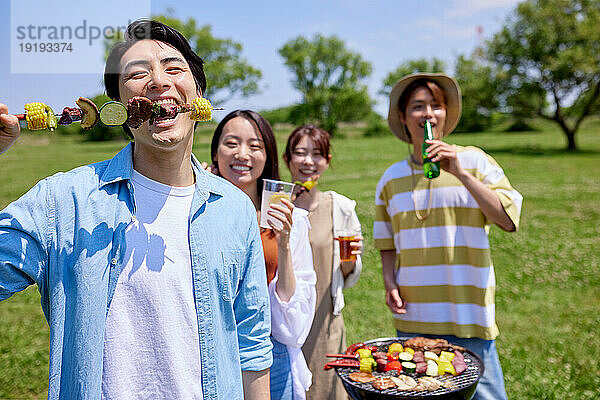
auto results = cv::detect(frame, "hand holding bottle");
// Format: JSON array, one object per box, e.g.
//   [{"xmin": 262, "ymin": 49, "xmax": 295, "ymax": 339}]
[
  {"xmin": 422, "ymin": 120, "xmax": 440, "ymax": 179},
  {"xmin": 424, "ymin": 139, "xmax": 463, "ymax": 177}
]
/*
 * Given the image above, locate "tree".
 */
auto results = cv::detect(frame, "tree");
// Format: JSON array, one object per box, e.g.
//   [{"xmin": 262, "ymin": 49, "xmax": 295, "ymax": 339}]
[
  {"xmin": 279, "ymin": 34, "xmax": 373, "ymax": 134},
  {"xmin": 487, "ymin": 0, "xmax": 600, "ymax": 151},
  {"xmin": 379, "ymin": 58, "xmax": 446, "ymax": 98},
  {"xmin": 105, "ymin": 15, "xmax": 262, "ymax": 104},
  {"xmin": 454, "ymin": 54, "xmax": 500, "ymax": 132}
]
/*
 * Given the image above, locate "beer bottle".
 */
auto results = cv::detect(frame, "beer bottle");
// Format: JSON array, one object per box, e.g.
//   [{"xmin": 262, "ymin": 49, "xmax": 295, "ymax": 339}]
[{"xmin": 422, "ymin": 120, "xmax": 440, "ymax": 179}]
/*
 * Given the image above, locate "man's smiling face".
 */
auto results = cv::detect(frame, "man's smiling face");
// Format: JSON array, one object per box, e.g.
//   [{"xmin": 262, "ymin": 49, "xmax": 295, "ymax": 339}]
[{"xmin": 118, "ymin": 39, "xmax": 200, "ymax": 149}]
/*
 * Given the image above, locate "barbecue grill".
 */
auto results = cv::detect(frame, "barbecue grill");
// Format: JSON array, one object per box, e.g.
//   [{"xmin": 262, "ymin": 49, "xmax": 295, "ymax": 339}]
[{"xmin": 335, "ymin": 337, "xmax": 485, "ymax": 400}]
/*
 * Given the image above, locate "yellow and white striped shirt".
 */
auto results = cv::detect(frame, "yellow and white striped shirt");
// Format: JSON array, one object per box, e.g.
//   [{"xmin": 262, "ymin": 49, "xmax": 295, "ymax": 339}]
[{"xmin": 374, "ymin": 146, "xmax": 522, "ymax": 340}]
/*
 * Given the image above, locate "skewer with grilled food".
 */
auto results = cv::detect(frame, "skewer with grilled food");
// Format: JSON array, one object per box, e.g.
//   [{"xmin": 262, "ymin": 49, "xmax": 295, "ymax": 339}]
[
  {"xmin": 15, "ymin": 97, "xmax": 99, "ymax": 131},
  {"xmin": 100, "ymin": 96, "xmax": 222, "ymax": 128}
]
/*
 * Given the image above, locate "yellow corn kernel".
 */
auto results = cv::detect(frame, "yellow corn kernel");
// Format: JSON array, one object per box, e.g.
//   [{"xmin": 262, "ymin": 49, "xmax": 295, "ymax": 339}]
[
  {"xmin": 190, "ymin": 97, "xmax": 213, "ymax": 121},
  {"xmin": 24, "ymin": 102, "xmax": 49, "ymax": 130}
]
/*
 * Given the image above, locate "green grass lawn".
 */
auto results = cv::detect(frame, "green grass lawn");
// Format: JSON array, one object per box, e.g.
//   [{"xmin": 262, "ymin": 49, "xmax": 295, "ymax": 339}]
[{"xmin": 1, "ymin": 120, "xmax": 599, "ymax": 399}]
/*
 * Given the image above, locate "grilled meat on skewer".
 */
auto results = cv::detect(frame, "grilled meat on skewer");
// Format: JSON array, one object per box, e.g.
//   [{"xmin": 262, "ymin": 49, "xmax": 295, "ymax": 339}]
[
  {"xmin": 126, "ymin": 96, "xmax": 153, "ymax": 128},
  {"xmin": 58, "ymin": 107, "xmax": 83, "ymax": 125},
  {"xmin": 19, "ymin": 97, "xmax": 98, "ymax": 131},
  {"xmin": 323, "ymin": 359, "xmax": 360, "ymax": 370},
  {"xmin": 126, "ymin": 96, "xmax": 211, "ymax": 128}
]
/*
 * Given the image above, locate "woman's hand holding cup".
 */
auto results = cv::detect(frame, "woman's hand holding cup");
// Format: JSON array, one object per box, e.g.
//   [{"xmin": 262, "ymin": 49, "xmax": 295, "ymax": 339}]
[{"xmin": 267, "ymin": 197, "xmax": 294, "ymax": 245}]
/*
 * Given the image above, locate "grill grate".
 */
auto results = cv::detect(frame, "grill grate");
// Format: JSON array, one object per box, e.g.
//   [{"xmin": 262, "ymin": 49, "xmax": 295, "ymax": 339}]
[{"xmin": 335, "ymin": 337, "xmax": 484, "ymax": 399}]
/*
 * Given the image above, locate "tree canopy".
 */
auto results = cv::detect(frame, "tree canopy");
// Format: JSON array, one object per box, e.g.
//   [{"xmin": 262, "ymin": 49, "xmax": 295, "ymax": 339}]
[
  {"xmin": 454, "ymin": 53, "xmax": 500, "ymax": 132},
  {"xmin": 279, "ymin": 34, "xmax": 373, "ymax": 134},
  {"xmin": 104, "ymin": 15, "xmax": 262, "ymax": 104},
  {"xmin": 154, "ymin": 15, "xmax": 262, "ymax": 104},
  {"xmin": 379, "ymin": 58, "xmax": 446, "ymax": 98},
  {"xmin": 487, "ymin": 0, "xmax": 600, "ymax": 150}
]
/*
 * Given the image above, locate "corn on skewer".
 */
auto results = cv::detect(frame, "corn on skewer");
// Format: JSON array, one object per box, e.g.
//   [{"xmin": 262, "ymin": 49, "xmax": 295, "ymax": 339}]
[
  {"xmin": 13, "ymin": 96, "xmax": 221, "ymax": 131},
  {"xmin": 190, "ymin": 97, "xmax": 219, "ymax": 121},
  {"xmin": 109, "ymin": 96, "xmax": 223, "ymax": 128},
  {"xmin": 153, "ymin": 97, "xmax": 223, "ymax": 122},
  {"xmin": 15, "ymin": 97, "xmax": 99, "ymax": 131},
  {"xmin": 17, "ymin": 103, "xmax": 58, "ymax": 131},
  {"xmin": 16, "ymin": 114, "xmax": 71, "ymax": 131}
]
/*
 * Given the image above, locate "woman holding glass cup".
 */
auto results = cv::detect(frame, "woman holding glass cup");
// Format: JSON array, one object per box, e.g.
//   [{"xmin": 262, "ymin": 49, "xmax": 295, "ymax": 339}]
[
  {"xmin": 207, "ymin": 110, "xmax": 316, "ymax": 400},
  {"xmin": 283, "ymin": 125, "xmax": 363, "ymax": 400}
]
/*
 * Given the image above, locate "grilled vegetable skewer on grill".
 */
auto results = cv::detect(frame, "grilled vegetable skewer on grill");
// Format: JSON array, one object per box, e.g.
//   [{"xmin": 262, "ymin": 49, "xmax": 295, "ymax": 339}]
[
  {"xmin": 323, "ymin": 359, "xmax": 360, "ymax": 370},
  {"xmin": 326, "ymin": 353, "xmax": 359, "ymax": 359}
]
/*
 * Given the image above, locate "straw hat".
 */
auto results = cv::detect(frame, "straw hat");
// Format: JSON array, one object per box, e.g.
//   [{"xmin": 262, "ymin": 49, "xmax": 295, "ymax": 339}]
[{"xmin": 387, "ymin": 73, "xmax": 462, "ymax": 143}]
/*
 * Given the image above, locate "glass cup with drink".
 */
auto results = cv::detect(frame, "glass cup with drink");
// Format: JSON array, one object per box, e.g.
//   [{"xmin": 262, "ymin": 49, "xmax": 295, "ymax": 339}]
[
  {"xmin": 260, "ymin": 179, "xmax": 296, "ymax": 230},
  {"xmin": 336, "ymin": 230, "xmax": 361, "ymax": 262}
]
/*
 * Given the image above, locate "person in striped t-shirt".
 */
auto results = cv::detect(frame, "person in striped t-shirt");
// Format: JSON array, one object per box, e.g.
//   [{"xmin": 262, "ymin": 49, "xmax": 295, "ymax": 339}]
[{"xmin": 374, "ymin": 73, "xmax": 522, "ymax": 400}]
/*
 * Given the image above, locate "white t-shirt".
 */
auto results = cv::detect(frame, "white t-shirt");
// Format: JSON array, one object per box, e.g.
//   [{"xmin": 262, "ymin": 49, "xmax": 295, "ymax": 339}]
[{"xmin": 102, "ymin": 170, "xmax": 202, "ymax": 399}]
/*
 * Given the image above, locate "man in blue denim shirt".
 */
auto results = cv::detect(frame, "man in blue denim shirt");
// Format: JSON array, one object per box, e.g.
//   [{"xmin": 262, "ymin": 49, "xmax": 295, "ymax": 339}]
[{"xmin": 0, "ymin": 20, "xmax": 272, "ymax": 399}]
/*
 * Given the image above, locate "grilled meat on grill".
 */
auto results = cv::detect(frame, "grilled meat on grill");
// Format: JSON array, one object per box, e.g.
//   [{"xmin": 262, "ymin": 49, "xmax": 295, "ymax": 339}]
[
  {"xmin": 414, "ymin": 376, "xmax": 442, "ymax": 391},
  {"xmin": 371, "ymin": 377, "xmax": 396, "ymax": 391},
  {"xmin": 403, "ymin": 337, "xmax": 466, "ymax": 353},
  {"xmin": 348, "ymin": 371, "xmax": 376, "ymax": 383},
  {"xmin": 390, "ymin": 375, "xmax": 418, "ymax": 390},
  {"xmin": 452, "ymin": 350, "xmax": 468, "ymax": 374}
]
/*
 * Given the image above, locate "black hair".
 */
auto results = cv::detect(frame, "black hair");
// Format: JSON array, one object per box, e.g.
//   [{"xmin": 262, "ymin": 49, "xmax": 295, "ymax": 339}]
[
  {"xmin": 104, "ymin": 19, "xmax": 206, "ymax": 138},
  {"xmin": 398, "ymin": 79, "xmax": 447, "ymax": 141},
  {"xmin": 211, "ymin": 110, "xmax": 280, "ymax": 197}
]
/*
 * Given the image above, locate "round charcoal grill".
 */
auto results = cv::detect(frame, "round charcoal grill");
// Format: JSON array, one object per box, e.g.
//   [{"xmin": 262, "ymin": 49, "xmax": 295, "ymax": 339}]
[{"xmin": 335, "ymin": 337, "xmax": 484, "ymax": 400}]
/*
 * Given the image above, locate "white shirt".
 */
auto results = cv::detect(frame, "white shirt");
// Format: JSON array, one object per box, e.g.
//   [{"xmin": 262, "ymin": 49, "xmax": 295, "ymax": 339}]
[
  {"xmin": 102, "ymin": 170, "xmax": 202, "ymax": 399},
  {"xmin": 269, "ymin": 207, "xmax": 317, "ymax": 400}
]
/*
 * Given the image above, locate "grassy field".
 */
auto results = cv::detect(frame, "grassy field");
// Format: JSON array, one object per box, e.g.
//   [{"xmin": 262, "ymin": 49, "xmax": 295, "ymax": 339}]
[{"xmin": 1, "ymin": 120, "xmax": 599, "ymax": 399}]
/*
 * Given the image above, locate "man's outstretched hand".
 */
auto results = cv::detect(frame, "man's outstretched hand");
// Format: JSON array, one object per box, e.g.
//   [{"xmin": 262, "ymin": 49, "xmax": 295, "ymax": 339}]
[{"xmin": 0, "ymin": 103, "xmax": 20, "ymax": 155}]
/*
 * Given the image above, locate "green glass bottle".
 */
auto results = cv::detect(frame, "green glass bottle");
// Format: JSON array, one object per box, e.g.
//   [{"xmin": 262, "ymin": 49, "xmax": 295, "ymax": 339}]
[{"xmin": 422, "ymin": 120, "xmax": 440, "ymax": 179}]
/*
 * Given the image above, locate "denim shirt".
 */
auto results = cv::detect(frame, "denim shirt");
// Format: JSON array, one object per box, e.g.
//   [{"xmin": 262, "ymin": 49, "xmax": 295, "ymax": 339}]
[{"xmin": 0, "ymin": 143, "xmax": 272, "ymax": 399}]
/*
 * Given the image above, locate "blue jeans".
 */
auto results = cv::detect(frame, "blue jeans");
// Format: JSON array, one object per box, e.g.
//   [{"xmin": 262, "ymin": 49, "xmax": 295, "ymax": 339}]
[
  {"xmin": 270, "ymin": 337, "xmax": 293, "ymax": 400},
  {"xmin": 397, "ymin": 331, "xmax": 508, "ymax": 400}
]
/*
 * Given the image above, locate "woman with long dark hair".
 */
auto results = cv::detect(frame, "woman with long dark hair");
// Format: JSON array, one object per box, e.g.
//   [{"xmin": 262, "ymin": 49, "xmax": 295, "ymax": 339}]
[{"xmin": 209, "ymin": 110, "xmax": 316, "ymax": 400}]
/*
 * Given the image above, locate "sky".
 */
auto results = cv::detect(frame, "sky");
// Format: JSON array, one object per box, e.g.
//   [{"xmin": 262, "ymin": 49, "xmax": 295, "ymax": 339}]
[{"xmin": 1, "ymin": 0, "xmax": 522, "ymax": 119}]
